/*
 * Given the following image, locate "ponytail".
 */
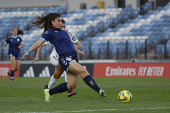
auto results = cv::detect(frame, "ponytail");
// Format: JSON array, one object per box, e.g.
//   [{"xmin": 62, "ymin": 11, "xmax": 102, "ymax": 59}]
[{"xmin": 30, "ymin": 13, "xmax": 61, "ymax": 36}]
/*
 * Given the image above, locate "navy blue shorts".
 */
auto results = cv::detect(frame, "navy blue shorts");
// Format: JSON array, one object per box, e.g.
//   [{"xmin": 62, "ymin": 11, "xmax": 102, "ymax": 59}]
[
  {"xmin": 8, "ymin": 53, "xmax": 20, "ymax": 61},
  {"xmin": 59, "ymin": 55, "xmax": 79, "ymax": 72}
]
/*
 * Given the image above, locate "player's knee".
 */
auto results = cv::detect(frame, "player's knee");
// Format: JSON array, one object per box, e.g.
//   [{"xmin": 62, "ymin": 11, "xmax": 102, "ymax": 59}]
[
  {"xmin": 78, "ymin": 68, "xmax": 86, "ymax": 74},
  {"xmin": 53, "ymin": 73, "xmax": 60, "ymax": 79},
  {"xmin": 12, "ymin": 65, "xmax": 17, "ymax": 70},
  {"xmin": 78, "ymin": 68, "xmax": 88, "ymax": 78},
  {"xmin": 68, "ymin": 84, "xmax": 76, "ymax": 90},
  {"xmin": 15, "ymin": 67, "xmax": 19, "ymax": 71}
]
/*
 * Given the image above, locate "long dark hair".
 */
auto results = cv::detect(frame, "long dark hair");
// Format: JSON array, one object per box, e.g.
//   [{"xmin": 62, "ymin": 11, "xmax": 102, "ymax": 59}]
[
  {"xmin": 62, "ymin": 19, "xmax": 65, "ymax": 24},
  {"xmin": 30, "ymin": 13, "xmax": 61, "ymax": 36},
  {"xmin": 17, "ymin": 30, "xmax": 24, "ymax": 35}
]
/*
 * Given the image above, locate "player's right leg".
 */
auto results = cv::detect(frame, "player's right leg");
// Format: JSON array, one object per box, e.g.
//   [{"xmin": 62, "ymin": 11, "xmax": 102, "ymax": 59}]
[{"xmin": 8, "ymin": 57, "xmax": 17, "ymax": 81}]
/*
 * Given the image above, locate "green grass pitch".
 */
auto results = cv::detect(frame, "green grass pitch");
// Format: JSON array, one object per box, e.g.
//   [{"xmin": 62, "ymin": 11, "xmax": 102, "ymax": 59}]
[{"xmin": 0, "ymin": 77, "xmax": 170, "ymax": 113}]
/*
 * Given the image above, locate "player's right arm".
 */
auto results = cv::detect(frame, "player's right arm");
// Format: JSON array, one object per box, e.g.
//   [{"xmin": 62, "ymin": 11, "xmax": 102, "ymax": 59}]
[
  {"xmin": 2, "ymin": 43, "xmax": 7, "ymax": 51},
  {"xmin": 22, "ymin": 30, "xmax": 53, "ymax": 60},
  {"xmin": 22, "ymin": 39, "xmax": 45, "ymax": 60},
  {"xmin": 31, "ymin": 42, "xmax": 47, "ymax": 64},
  {"xmin": 2, "ymin": 38, "xmax": 9, "ymax": 51}
]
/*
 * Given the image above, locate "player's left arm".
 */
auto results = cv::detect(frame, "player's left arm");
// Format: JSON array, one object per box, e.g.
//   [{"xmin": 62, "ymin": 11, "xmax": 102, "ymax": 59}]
[
  {"xmin": 75, "ymin": 41, "xmax": 82, "ymax": 50},
  {"xmin": 76, "ymin": 50, "xmax": 85, "ymax": 57},
  {"xmin": 69, "ymin": 31, "xmax": 85, "ymax": 56},
  {"xmin": 18, "ymin": 44, "xmax": 24, "ymax": 49},
  {"xmin": 74, "ymin": 41, "xmax": 85, "ymax": 57},
  {"xmin": 68, "ymin": 31, "xmax": 82, "ymax": 50}
]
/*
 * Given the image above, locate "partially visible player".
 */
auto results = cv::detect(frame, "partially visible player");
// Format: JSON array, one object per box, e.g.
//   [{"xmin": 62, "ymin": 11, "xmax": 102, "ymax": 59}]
[
  {"xmin": 2, "ymin": 28, "xmax": 24, "ymax": 81},
  {"xmin": 22, "ymin": 13, "xmax": 106, "ymax": 102},
  {"xmin": 130, "ymin": 56, "xmax": 137, "ymax": 63},
  {"xmin": 31, "ymin": 19, "xmax": 84, "ymax": 97}
]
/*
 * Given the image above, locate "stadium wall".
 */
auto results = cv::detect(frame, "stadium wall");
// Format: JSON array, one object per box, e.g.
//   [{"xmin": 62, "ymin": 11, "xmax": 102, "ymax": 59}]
[
  {"xmin": 1, "ymin": 60, "xmax": 170, "ymax": 77},
  {"xmin": 126, "ymin": 0, "xmax": 138, "ymax": 8},
  {"xmin": 67, "ymin": 0, "xmax": 114, "ymax": 11},
  {"xmin": 0, "ymin": 0, "xmax": 140, "ymax": 10},
  {"xmin": 0, "ymin": 0, "xmax": 60, "ymax": 8}
]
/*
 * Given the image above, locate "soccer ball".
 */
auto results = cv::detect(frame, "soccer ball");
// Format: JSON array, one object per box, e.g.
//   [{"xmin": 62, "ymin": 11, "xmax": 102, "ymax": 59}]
[{"xmin": 118, "ymin": 90, "xmax": 132, "ymax": 103}]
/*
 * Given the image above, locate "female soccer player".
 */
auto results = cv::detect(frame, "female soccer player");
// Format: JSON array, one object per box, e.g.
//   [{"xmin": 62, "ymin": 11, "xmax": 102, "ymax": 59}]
[
  {"xmin": 22, "ymin": 13, "xmax": 106, "ymax": 102},
  {"xmin": 31, "ymin": 19, "xmax": 84, "ymax": 97},
  {"xmin": 2, "ymin": 28, "xmax": 24, "ymax": 81}
]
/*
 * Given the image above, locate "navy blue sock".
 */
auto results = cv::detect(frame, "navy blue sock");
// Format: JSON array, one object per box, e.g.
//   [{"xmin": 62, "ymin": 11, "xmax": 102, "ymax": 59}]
[
  {"xmin": 10, "ymin": 70, "xmax": 15, "ymax": 78},
  {"xmin": 83, "ymin": 75, "xmax": 100, "ymax": 93},
  {"xmin": 49, "ymin": 82, "xmax": 68, "ymax": 95}
]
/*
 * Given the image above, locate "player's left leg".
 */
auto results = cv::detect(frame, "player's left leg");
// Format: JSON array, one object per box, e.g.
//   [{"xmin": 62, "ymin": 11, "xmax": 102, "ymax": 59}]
[
  {"xmin": 44, "ymin": 72, "xmax": 78, "ymax": 102},
  {"xmin": 68, "ymin": 61, "xmax": 106, "ymax": 98},
  {"xmin": 15, "ymin": 60, "xmax": 20, "ymax": 72},
  {"xmin": 66, "ymin": 72, "xmax": 77, "ymax": 97}
]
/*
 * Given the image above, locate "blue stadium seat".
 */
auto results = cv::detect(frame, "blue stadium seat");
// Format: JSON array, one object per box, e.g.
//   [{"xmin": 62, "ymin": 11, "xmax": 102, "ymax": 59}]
[
  {"xmin": 108, "ymin": 5, "xmax": 115, "ymax": 9},
  {"xmin": 91, "ymin": 6, "xmax": 98, "ymax": 9},
  {"xmin": 110, "ymin": 48, "xmax": 117, "ymax": 56}
]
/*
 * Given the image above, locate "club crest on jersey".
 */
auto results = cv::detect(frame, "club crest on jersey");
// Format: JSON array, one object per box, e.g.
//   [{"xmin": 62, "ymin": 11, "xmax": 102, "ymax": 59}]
[
  {"xmin": 11, "ymin": 39, "xmax": 13, "ymax": 41},
  {"xmin": 17, "ymin": 39, "xmax": 20, "ymax": 41},
  {"xmin": 72, "ymin": 36, "xmax": 76, "ymax": 41},
  {"xmin": 66, "ymin": 56, "xmax": 72, "ymax": 61},
  {"xmin": 67, "ymin": 58, "xmax": 72, "ymax": 61}
]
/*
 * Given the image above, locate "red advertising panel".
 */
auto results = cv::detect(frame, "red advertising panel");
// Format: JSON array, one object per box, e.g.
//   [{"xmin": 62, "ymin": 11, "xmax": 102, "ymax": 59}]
[
  {"xmin": 0, "ymin": 64, "xmax": 20, "ymax": 77},
  {"xmin": 93, "ymin": 63, "xmax": 170, "ymax": 77}
]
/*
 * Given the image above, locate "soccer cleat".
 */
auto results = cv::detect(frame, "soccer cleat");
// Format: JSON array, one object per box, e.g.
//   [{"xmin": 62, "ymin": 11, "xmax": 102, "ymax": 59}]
[
  {"xmin": 44, "ymin": 89, "xmax": 50, "ymax": 102},
  {"xmin": 9, "ymin": 76, "xmax": 15, "ymax": 81},
  {"xmin": 67, "ymin": 90, "xmax": 76, "ymax": 97},
  {"xmin": 11, "ymin": 78, "xmax": 16, "ymax": 81},
  {"xmin": 99, "ymin": 90, "xmax": 106, "ymax": 98},
  {"xmin": 44, "ymin": 84, "xmax": 48, "ymax": 89},
  {"xmin": 7, "ymin": 71, "xmax": 11, "ymax": 76}
]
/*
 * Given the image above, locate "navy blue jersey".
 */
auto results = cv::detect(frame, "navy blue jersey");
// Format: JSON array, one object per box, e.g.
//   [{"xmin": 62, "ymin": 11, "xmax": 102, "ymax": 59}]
[
  {"xmin": 5, "ymin": 36, "xmax": 23, "ymax": 55},
  {"xmin": 41, "ymin": 29, "xmax": 77, "ymax": 57}
]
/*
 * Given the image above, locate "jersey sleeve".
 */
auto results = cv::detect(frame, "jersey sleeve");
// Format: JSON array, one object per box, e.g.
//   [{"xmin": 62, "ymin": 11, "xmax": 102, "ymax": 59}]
[
  {"xmin": 44, "ymin": 41, "xmax": 50, "ymax": 45},
  {"xmin": 68, "ymin": 31, "xmax": 78, "ymax": 43},
  {"xmin": 41, "ymin": 30, "xmax": 54, "ymax": 42},
  {"xmin": 5, "ymin": 38, "xmax": 10, "ymax": 44},
  {"xmin": 20, "ymin": 38, "xmax": 24, "ymax": 44}
]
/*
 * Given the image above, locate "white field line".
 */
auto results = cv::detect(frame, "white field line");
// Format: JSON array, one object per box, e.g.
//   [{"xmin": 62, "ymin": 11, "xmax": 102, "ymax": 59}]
[
  {"xmin": 9, "ymin": 107, "xmax": 170, "ymax": 113},
  {"xmin": 54, "ymin": 107, "xmax": 170, "ymax": 112}
]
